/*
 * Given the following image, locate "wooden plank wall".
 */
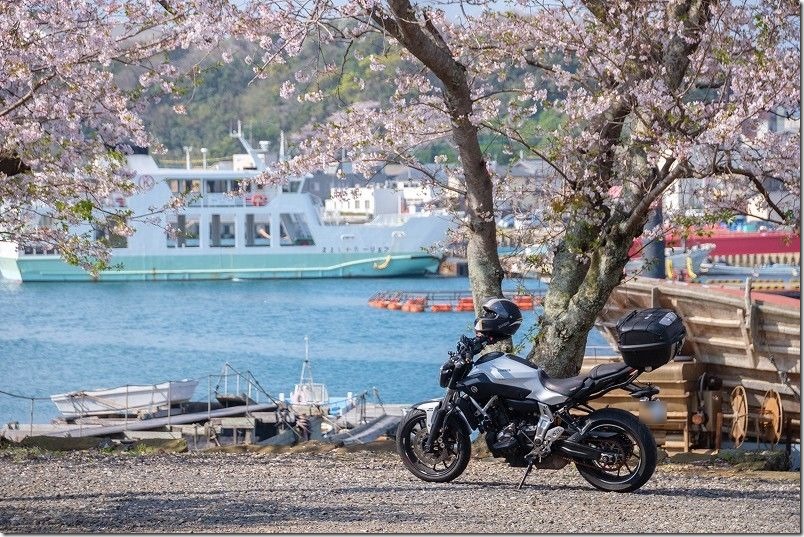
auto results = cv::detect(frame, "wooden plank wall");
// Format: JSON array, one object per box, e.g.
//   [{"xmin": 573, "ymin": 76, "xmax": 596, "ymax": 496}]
[{"xmin": 593, "ymin": 277, "xmax": 801, "ymax": 450}]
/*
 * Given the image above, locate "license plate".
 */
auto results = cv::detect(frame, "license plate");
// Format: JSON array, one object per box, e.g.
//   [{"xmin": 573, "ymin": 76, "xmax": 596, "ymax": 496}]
[{"xmin": 639, "ymin": 399, "xmax": 667, "ymax": 424}]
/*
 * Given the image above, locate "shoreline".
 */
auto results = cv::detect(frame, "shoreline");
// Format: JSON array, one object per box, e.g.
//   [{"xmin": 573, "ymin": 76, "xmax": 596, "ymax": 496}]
[{"xmin": 0, "ymin": 441, "xmax": 799, "ymax": 534}]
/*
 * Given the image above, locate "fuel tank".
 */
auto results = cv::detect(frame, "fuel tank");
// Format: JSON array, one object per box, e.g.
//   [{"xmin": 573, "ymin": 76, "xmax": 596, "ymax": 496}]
[{"xmin": 456, "ymin": 352, "xmax": 568, "ymax": 405}]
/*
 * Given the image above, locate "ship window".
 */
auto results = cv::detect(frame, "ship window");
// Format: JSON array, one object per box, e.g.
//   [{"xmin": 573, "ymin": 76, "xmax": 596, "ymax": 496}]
[
  {"xmin": 166, "ymin": 214, "xmax": 199, "ymax": 248},
  {"xmin": 245, "ymin": 214, "xmax": 271, "ymax": 247},
  {"xmin": 282, "ymin": 181, "xmax": 301, "ymax": 193},
  {"xmin": 93, "ymin": 222, "xmax": 128, "ymax": 249},
  {"xmin": 168, "ymin": 179, "xmax": 200, "ymax": 194},
  {"xmin": 205, "ymin": 180, "xmax": 232, "ymax": 194},
  {"xmin": 279, "ymin": 213, "xmax": 314, "ymax": 246},
  {"xmin": 210, "ymin": 214, "xmax": 235, "ymax": 247}
]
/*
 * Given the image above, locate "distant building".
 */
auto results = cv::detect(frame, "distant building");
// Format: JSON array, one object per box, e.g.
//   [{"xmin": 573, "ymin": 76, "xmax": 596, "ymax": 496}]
[
  {"xmin": 665, "ymin": 107, "xmax": 800, "ymax": 219},
  {"xmin": 324, "ymin": 185, "xmax": 403, "ymax": 222}
]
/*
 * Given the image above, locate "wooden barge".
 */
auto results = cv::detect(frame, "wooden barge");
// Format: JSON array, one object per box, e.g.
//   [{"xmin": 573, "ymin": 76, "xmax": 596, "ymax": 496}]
[{"xmin": 592, "ymin": 276, "xmax": 800, "ymax": 452}]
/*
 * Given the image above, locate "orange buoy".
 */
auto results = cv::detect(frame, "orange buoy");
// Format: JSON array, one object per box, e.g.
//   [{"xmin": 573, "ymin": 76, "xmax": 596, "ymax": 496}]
[
  {"xmin": 409, "ymin": 304, "xmax": 425, "ymax": 312},
  {"xmin": 430, "ymin": 303, "xmax": 452, "ymax": 312},
  {"xmin": 455, "ymin": 298, "xmax": 474, "ymax": 312},
  {"xmin": 387, "ymin": 301, "xmax": 403, "ymax": 310},
  {"xmin": 513, "ymin": 294, "xmax": 535, "ymax": 310}
]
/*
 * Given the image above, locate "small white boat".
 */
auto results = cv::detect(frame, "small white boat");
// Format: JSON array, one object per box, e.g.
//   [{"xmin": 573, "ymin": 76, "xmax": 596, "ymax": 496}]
[{"xmin": 51, "ymin": 379, "xmax": 199, "ymax": 419}]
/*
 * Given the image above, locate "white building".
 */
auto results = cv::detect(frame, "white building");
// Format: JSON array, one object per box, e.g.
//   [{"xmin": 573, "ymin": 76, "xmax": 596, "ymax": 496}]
[
  {"xmin": 324, "ymin": 185, "xmax": 403, "ymax": 221},
  {"xmin": 394, "ymin": 180, "xmax": 437, "ymax": 214}
]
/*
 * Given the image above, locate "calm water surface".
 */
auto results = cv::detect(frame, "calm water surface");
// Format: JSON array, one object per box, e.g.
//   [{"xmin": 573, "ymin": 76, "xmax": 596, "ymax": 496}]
[{"xmin": 0, "ymin": 276, "xmax": 612, "ymax": 423}]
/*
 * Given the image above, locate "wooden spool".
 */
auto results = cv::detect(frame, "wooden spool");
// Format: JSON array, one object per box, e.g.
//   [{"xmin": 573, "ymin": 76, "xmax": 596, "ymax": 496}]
[
  {"xmin": 756, "ymin": 389, "xmax": 784, "ymax": 445},
  {"xmin": 729, "ymin": 385, "xmax": 749, "ymax": 448}
]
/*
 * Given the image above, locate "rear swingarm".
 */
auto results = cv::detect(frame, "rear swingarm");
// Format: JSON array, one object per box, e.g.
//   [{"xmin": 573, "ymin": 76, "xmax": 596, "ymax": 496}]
[{"xmin": 552, "ymin": 439, "xmax": 603, "ymax": 461}]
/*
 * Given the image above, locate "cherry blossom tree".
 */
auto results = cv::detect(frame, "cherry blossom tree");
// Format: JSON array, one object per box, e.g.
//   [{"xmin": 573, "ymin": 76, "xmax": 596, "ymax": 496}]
[
  {"xmin": 232, "ymin": 0, "xmax": 799, "ymax": 375},
  {"xmin": 3, "ymin": 0, "xmax": 798, "ymax": 377},
  {"xmin": 0, "ymin": 0, "xmax": 235, "ymax": 270}
]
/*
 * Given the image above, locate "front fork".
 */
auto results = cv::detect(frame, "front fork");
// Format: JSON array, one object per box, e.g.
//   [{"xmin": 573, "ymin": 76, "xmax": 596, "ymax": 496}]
[{"xmin": 423, "ymin": 389, "xmax": 455, "ymax": 452}]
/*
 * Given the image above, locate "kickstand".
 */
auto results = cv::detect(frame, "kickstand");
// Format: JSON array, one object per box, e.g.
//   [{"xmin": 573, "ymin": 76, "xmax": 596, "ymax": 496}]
[{"xmin": 517, "ymin": 460, "xmax": 534, "ymax": 490}]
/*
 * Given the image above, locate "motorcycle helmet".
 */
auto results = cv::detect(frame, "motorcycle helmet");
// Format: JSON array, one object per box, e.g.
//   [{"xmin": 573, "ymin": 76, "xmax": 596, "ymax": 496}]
[{"xmin": 474, "ymin": 298, "xmax": 522, "ymax": 338}]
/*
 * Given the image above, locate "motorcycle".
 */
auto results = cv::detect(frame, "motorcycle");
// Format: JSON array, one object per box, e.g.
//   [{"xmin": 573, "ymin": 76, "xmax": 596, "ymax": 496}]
[{"xmin": 396, "ymin": 307, "xmax": 685, "ymax": 492}]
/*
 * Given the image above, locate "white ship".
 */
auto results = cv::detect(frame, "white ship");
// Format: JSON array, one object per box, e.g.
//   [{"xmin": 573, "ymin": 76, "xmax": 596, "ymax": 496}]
[{"xmin": 0, "ymin": 133, "xmax": 452, "ymax": 281}]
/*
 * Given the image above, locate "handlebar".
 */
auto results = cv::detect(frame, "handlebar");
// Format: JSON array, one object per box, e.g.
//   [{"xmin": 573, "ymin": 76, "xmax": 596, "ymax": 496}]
[{"xmin": 455, "ymin": 334, "xmax": 491, "ymax": 360}]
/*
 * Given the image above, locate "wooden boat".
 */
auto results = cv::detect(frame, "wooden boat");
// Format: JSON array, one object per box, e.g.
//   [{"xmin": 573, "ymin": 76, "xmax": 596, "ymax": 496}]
[
  {"xmin": 51, "ymin": 379, "xmax": 199, "ymax": 419},
  {"xmin": 595, "ymin": 277, "xmax": 800, "ymax": 449}
]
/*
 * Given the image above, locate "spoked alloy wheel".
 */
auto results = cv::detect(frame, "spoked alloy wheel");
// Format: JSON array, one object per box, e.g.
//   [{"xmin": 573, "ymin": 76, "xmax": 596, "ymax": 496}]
[
  {"xmin": 575, "ymin": 408, "xmax": 656, "ymax": 493},
  {"xmin": 396, "ymin": 409, "xmax": 470, "ymax": 483}
]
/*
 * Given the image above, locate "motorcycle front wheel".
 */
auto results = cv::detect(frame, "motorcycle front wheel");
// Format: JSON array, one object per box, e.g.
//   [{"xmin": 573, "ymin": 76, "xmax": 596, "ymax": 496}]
[
  {"xmin": 396, "ymin": 409, "xmax": 471, "ymax": 483},
  {"xmin": 574, "ymin": 408, "xmax": 657, "ymax": 493}
]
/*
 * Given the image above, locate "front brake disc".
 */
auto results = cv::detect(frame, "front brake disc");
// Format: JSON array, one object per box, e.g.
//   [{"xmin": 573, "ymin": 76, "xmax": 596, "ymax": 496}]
[{"xmin": 412, "ymin": 428, "xmax": 452, "ymax": 464}]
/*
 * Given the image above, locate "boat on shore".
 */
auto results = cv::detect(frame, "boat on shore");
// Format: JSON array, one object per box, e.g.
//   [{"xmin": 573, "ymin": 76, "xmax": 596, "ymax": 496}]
[
  {"xmin": 0, "ymin": 131, "xmax": 451, "ymax": 282},
  {"xmin": 51, "ymin": 379, "xmax": 199, "ymax": 420},
  {"xmin": 595, "ymin": 276, "xmax": 800, "ymax": 451}
]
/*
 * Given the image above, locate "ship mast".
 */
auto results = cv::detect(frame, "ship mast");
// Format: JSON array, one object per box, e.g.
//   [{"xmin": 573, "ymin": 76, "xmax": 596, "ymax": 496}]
[{"xmin": 299, "ymin": 335, "xmax": 314, "ymax": 387}]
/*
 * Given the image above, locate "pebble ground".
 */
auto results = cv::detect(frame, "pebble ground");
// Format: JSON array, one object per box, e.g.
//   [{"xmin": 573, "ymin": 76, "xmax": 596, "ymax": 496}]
[{"xmin": 0, "ymin": 446, "xmax": 799, "ymax": 533}]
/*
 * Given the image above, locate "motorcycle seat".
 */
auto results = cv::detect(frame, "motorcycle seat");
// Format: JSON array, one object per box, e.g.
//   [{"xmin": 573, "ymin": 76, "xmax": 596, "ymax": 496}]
[{"xmin": 539, "ymin": 362, "xmax": 632, "ymax": 396}]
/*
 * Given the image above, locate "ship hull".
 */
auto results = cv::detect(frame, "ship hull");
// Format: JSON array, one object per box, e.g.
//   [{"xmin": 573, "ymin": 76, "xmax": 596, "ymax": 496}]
[{"xmin": 1, "ymin": 251, "xmax": 440, "ymax": 282}]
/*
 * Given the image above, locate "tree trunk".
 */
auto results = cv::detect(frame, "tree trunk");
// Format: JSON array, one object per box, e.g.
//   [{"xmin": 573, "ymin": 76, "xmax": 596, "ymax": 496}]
[
  {"xmin": 380, "ymin": 0, "xmax": 505, "ymax": 309},
  {"xmin": 527, "ymin": 225, "xmax": 638, "ymax": 377}
]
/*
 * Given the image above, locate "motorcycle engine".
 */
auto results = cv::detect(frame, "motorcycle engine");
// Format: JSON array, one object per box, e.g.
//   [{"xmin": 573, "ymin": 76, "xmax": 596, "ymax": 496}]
[
  {"xmin": 484, "ymin": 406, "xmax": 567, "ymax": 469},
  {"xmin": 484, "ymin": 406, "xmax": 536, "ymax": 463}
]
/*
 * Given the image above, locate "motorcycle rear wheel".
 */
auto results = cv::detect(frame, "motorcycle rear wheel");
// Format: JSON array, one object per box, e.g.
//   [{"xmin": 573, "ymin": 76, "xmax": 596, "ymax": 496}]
[
  {"xmin": 574, "ymin": 408, "xmax": 657, "ymax": 493},
  {"xmin": 396, "ymin": 409, "xmax": 470, "ymax": 483}
]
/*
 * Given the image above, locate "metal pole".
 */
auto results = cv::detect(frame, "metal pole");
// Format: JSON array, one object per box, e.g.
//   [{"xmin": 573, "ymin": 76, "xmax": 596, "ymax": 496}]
[
  {"xmin": 167, "ymin": 382, "xmax": 172, "ymax": 426},
  {"xmin": 29, "ymin": 398, "xmax": 34, "ymax": 437},
  {"xmin": 207, "ymin": 375, "xmax": 212, "ymax": 420},
  {"xmin": 642, "ymin": 200, "xmax": 665, "ymax": 279},
  {"xmin": 125, "ymin": 385, "xmax": 129, "ymax": 432}
]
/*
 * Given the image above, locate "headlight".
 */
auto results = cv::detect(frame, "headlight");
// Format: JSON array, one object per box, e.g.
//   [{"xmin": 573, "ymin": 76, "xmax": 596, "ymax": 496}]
[{"xmin": 439, "ymin": 361, "xmax": 454, "ymax": 387}]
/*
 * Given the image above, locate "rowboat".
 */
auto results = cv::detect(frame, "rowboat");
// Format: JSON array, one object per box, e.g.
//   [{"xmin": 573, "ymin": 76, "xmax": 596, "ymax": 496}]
[{"xmin": 51, "ymin": 379, "xmax": 199, "ymax": 419}]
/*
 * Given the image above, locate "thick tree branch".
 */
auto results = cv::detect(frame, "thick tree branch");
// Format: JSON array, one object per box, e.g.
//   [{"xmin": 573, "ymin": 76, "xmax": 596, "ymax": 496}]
[{"xmin": 622, "ymin": 161, "xmax": 690, "ymax": 236}]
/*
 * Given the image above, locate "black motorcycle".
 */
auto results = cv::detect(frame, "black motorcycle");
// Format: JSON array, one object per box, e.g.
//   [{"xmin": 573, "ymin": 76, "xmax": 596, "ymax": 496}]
[{"xmin": 397, "ymin": 306, "xmax": 685, "ymax": 492}]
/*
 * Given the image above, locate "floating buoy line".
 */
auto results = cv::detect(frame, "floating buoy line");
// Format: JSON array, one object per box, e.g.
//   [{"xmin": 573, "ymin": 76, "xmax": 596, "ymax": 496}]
[{"xmin": 367, "ymin": 291, "xmax": 542, "ymax": 313}]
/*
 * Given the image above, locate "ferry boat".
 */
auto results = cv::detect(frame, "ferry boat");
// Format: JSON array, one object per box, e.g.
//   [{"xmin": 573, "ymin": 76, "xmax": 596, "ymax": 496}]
[{"xmin": 0, "ymin": 134, "xmax": 452, "ymax": 282}]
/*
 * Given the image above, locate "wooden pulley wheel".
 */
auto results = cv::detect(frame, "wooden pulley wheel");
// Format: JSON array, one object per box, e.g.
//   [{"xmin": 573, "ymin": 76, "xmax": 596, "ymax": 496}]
[
  {"xmin": 756, "ymin": 389, "xmax": 783, "ymax": 444},
  {"xmin": 729, "ymin": 385, "xmax": 749, "ymax": 448}
]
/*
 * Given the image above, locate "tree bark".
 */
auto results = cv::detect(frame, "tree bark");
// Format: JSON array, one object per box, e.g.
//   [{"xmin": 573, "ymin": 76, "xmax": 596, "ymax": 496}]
[
  {"xmin": 525, "ymin": 0, "xmax": 714, "ymax": 378},
  {"xmin": 378, "ymin": 0, "xmax": 505, "ymax": 310}
]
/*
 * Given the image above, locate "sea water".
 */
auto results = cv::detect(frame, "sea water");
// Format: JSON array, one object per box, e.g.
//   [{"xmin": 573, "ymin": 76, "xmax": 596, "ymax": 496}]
[{"xmin": 0, "ymin": 276, "xmax": 613, "ymax": 423}]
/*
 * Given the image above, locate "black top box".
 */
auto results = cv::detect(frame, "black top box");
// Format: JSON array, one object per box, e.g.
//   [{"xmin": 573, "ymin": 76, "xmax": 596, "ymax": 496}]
[{"xmin": 615, "ymin": 308, "xmax": 686, "ymax": 371}]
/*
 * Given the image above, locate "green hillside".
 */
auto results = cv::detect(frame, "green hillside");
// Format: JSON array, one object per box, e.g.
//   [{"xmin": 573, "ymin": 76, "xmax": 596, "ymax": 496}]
[{"xmin": 136, "ymin": 39, "xmax": 562, "ymax": 167}]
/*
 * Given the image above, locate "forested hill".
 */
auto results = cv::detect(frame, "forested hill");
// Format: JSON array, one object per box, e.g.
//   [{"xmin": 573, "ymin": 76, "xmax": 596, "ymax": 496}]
[{"xmin": 133, "ymin": 39, "xmax": 562, "ymax": 167}]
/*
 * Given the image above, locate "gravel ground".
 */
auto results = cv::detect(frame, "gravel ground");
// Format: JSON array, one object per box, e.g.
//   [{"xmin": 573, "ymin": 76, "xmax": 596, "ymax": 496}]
[{"xmin": 0, "ymin": 444, "xmax": 799, "ymax": 534}]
